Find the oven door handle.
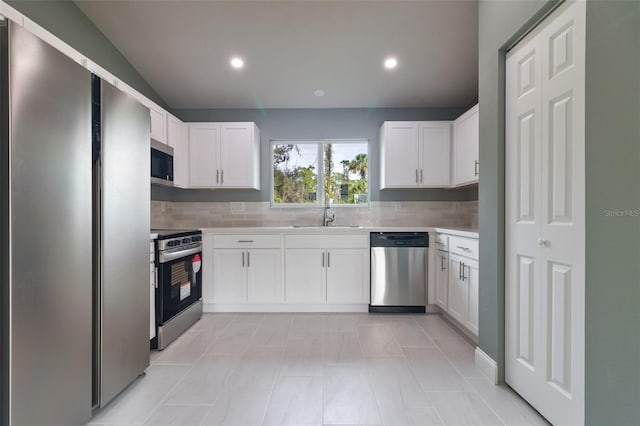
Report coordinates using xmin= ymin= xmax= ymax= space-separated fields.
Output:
xmin=159 ymin=246 xmax=202 ymax=263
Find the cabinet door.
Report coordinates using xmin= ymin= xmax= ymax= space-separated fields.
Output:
xmin=419 ymin=122 xmax=451 ymax=187
xmin=453 ymin=105 xmax=479 ymax=186
xmin=463 ymin=259 xmax=479 ymax=336
xmin=167 ymin=116 xmax=188 ymax=188
xmin=246 ymin=249 xmax=281 ymax=303
xmin=189 ymin=124 xmax=220 ymax=188
xmin=447 ymin=254 xmax=466 ymax=324
xmin=213 ymin=249 xmax=246 ymax=303
xmin=435 ymin=251 xmax=449 ymax=310
xmin=202 ymin=234 xmax=215 ymax=303
xmin=380 ymin=122 xmax=419 ymax=188
xmin=285 ymin=249 xmax=326 ymax=303
xmin=326 ymin=249 xmax=368 ymax=304
xmin=150 ymin=107 xmax=167 ymax=143
xmin=219 ymin=123 xmax=257 ymax=188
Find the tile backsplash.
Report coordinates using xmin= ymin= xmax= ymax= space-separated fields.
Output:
xmin=152 ymin=200 xmax=478 ymax=229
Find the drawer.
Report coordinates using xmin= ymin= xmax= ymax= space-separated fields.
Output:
xmin=213 ymin=234 xmax=281 ymax=249
xmin=434 ymin=233 xmax=449 ymax=251
xmin=449 ymin=235 xmax=479 ymax=260
xmin=286 ymin=234 xmax=368 ymax=249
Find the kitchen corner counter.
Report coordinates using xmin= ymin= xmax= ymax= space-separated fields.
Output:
xmin=150 ymin=232 xmax=158 ymax=240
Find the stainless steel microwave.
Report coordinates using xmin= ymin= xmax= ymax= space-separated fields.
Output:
xmin=151 ymin=140 xmax=174 ymax=186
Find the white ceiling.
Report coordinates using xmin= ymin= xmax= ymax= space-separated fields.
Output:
xmin=75 ymin=0 xmax=478 ymax=110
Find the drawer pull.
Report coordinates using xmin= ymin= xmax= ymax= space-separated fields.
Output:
xmin=456 ymin=246 xmax=471 ymax=251
xmin=238 ymin=240 xmax=254 ymax=243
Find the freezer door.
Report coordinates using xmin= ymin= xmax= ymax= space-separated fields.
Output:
xmin=8 ymin=23 xmax=93 ymax=426
xmin=99 ymin=80 xmax=151 ymax=406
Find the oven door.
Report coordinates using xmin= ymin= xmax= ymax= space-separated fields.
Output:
xmin=157 ymin=247 xmax=202 ymax=324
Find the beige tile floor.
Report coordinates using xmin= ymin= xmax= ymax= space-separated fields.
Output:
xmin=88 ymin=313 xmax=549 ymax=426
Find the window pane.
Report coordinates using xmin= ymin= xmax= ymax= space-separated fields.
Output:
xmin=324 ymin=142 xmax=368 ymax=205
xmin=273 ymin=144 xmax=319 ymax=204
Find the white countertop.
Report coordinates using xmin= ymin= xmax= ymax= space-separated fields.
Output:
xmin=150 ymin=232 xmax=158 ymax=240
xmin=199 ymin=226 xmax=478 ymax=238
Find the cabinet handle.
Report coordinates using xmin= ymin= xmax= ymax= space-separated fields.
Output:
xmin=461 ymin=263 xmax=467 ymax=281
xmin=474 ymin=160 xmax=479 ymax=177
xmin=327 ymin=252 xmax=330 ymax=268
xmin=459 ymin=262 xmax=462 ymax=280
xmin=322 ymin=252 xmax=325 ymax=267
xmin=247 ymin=251 xmax=250 ymax=267
xmin=242 ymin=251 xmax=245 ymax=267
xmin=221 ymin=169 xmax=224 ymax=184
xmin=238 ymin=240 xmax=254 ymax=243
xmin=216 ymin=170 xmax=220 ymax=184
xmin=420 ymin=169 xmax=423 ymax=183
xmin=415 ymin=169 xmax=419 ymax=183
xmin=456 ymin=245 xmax=471 ymax=252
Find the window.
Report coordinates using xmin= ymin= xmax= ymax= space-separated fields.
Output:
xmin=271 ymin=140 xmax=369 ymax=206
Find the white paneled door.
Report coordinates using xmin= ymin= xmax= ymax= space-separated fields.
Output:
xmin=505 ymin=1 xmax=585 ymax=425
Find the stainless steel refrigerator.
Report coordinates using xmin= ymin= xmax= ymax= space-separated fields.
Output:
xmin=1 ymin=22 xmax=150 ymax=426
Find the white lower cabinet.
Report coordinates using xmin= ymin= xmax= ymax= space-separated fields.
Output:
xmin=213 ymin=249 xmax=246 ymax=303
xmin=285 ymin=248 xmax=369 ymax=304
xmin=447 ymin=254 xmax=467 ymax=325
xmin=435 ymin=231 xmax=479 ymax=339
xmin=285 ymin=249 xmax=326 ymax=303
xmin=246 ymin=249 xmax=281 ymax=303
xmin=326 ymin=249 xmax=368 ymax=304
xmin=464 ymin=259 xmax=479 ymax=335
xmin=447 ymin=253 xmax=479 ymax=337
xmin=213 ymin=248 xmax=281 ymax=304
xmin=204 ymin=232 xmax=370 ymax=310
xmin=434 ymin=250 xmax=449 ymax=310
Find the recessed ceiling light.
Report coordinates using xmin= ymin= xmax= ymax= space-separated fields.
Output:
xmin=230 ymin=57 xmax=244 ymax=69
xmin=314 ymin=89 xmax=325 ymax=97
xmin=384 ymin=57 xmax=398 ymax=69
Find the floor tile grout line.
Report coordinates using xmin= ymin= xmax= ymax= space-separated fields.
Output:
xmin=352 ymin=318 xmax=385 ymax=425
xmin=461 ymin=375 xmax=511 ymax=426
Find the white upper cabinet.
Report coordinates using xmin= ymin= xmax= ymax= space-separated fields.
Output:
xmin=419 ymin=122 xmax=452 ymax=187
xmin=380 ymin=122 xmax=420 ymax=188
xmin=380 ymin=121 xmax=451 ymax=189
xmin=189 ymin=124 xmax=220 ymax=188
xmin=453 ymin=104 xmax=479 ymax=187
xmin=167 ymin=114 xmax=189 ymax=188
xmin=219 ymin=122 xmax=260 ymax=189
xmin=188 ymin=122 xmax=260 ymax=190
xmin=149 ymin=106 xmax=167 ymax=144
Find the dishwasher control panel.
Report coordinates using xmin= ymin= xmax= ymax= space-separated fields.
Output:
xmin=370 ymin=232 xmax=428 ymax=248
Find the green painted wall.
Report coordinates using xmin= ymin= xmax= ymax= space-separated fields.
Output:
xmin=480 ymin=0 xmax=640 ymax=424
xmin=584 ymin=1 xmax=640 ymax=424
xmin=6 ymin=0 xmax=167 ymax=108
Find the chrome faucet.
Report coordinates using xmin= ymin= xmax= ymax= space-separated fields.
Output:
xmin=323 ymin=195 xmax=335 ymax=227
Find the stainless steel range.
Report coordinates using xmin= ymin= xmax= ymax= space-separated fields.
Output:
xmin=152 ymin=230 xmax=203 ymax=350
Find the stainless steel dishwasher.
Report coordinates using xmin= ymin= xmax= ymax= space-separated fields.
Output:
xmin=370 ymin=232 xmax=428 ymax=313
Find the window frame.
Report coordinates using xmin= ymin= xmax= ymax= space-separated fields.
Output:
xmin=270 ymin=138 xmax=370 ymax=208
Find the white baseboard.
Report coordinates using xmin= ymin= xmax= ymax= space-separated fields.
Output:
xmin=203 ymin=303 xmax=369 ymax=313
xmin=474 ymin=347 xmax=498 ymax=384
